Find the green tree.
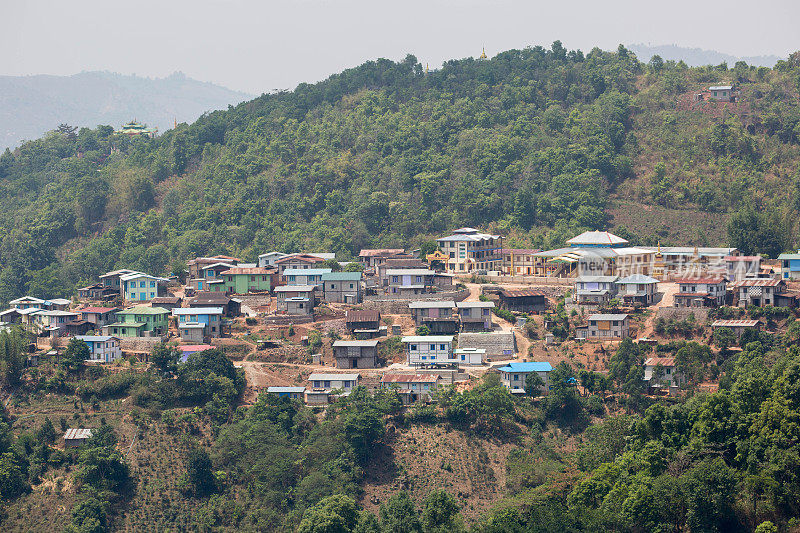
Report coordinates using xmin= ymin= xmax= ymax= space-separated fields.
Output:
xmin=421 ymin=490 xmax=462 ymax=532
xmin=185 ymin=448 xmax=216 ymax=496
xmin=380 ymin=491 xmax=422 ymax=533
xmin=151 ymin=343 xmax=180 ymax=375
xmin=62 ymin=337 xmax=89 ymax=373
xmin=298 ymin=494 xmax=359 ymax=533
xmin=714 ymin=327 xmax=736 ymax=351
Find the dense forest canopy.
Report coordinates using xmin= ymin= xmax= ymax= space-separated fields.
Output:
xmin=1 ymin=43 xmax=800 ymax=303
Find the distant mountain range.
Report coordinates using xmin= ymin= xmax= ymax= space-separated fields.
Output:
xmin=0 ymin=71 xmax=253 ymax=151
xmin=627 ymin=44 xmax=781 ymax=68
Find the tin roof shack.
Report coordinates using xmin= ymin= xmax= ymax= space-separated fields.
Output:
xmin=726 ymin=255 xmax=762 ymax=282
xmin=498 ymin=362 xmax=552 ymax=394
xmin=458 ymin=332 xmax=516 ymax=360
xmin=321 ymin=272 xmax=362 ymax=304
xmin=149 ymin=296 xmax=182 ymax=312
xmin=576 ymin=314 xmax=630 ymax=341
xmin=274 ymin=254 xmax=327 ymax=276
xmin=345 ymin=309 xmax=382 ymax=337
xmin=453 ymin=347 xmax=485 ymax=365
xmin=77 ymin=283 xmax=119 ymax=301
xmin=615 ymin=274 xmax=660 ymax=306
xmin=574 ymin=276 xmax=618 ymax=305
xmin=498 ymin=289 xmax=547 ymax=313
xmin=408 ymin=301 xmax=458 ymax=334
xmin=376 ymin=258 xmax=426 ymax=282
xmin=402 ymin=335 xmax=455 ymax=367
xmin=380 ymin=373 xmax=442 ymax=404
xmin=456 ymin=301 xmax=494 ymax=331
xmin=275 ymin=285 xmax=316 ymax=316
xmin=64 ymin=428 xmax=93 ymax=448
xmin=643 ymin=356 xmax=685 ymax=394
xmin=187 ymin=255 xmax=241 ymax=280
xmin=359 ymin=249 xmax=408 ymax=269
xmin=266 ymin=386 xmax=306 ymax=400
xmin=332 ymin=339 xmax=379 ymax=369
xmin=730 ymin=279 xmax=789 ymax=308
xmin=673 ymin=277 xmax=727 ymax=308
xmin=711 ymin=319 xmax=761 ymax=340
xmin=188 ymin=292 xmax=241 ymax=317
xmin=708 ymin=84 xmax=737 ymax=102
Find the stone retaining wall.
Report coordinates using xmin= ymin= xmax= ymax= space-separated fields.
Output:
xmin=655 ymin=307 xmax=711 ymax=323
xmin=261 ymin=315 xmax=315 ymax=326
xmin=361 ymin=288 xmax=471 ymax=314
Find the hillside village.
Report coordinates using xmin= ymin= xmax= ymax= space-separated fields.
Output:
xmin=2 ymin=227 xmax=795 ymax=411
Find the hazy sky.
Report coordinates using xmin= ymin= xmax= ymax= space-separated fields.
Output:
xmin=3 ymin=0 xmax=799 ymax=94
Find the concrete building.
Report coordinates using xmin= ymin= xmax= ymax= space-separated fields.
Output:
xmin=75 ymin=306 xmax=118 ymax=329
xmin=643 ymin=356 xmax=685 ymax=390
xmin=220 ymin=267 xmax=274 ymax=294
xmin=103 ymin=306 xmax=169 ymax=338
xmin=453 ymin=348 xmax=485 ymax=365
xmin=777 ymin=252 xmax=800 ymax=281
xmin=726 ymin=255 xmax=762 ymax=281
xmin=332 ymin=339 xmax=379 ymax=369
xmin=436 ymin=227 xmax=503 ymax=274
xmin=380 ymin=373 xmax=442 ymax=403
xmin=574 ymin=276 xmax=618 ymax=305
xmin=730 ymin=279 xmax=787 ymax=307
xmin=120 ymin=272 xmax=169 ymax=302
xmin=385 ymin=269 xmax=437 ymax=295
xmin=321 ymin=272 xmax=362 ymax=303
xmin=615 ymin=274 xmax=659 ymax=305
xmin=501 ymin=248 xmax=542 ymax=276
xmin=408 ymin=301 xmax=458 ymax=334
xmin=275 ymin=285 xmax=316 ymax=315
xmin=497 ymin=362 xmax=552 ymax=394
xmin=673 ymin=277 xmax=727 ymax=308
xmin=576 ymin=314 xmax=630 ymax=341
xmin=75 ymin=335 xmax=122 ymax=363
xmin=402 ymin=335 xmax=455 ymax=367
xmin=173 ymin=307 xmax=224 ymax=342
xmin=456 ymin=301 xmax=494 ymax=331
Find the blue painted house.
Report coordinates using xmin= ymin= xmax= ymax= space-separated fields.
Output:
xmin=121 ymin=273 xmax=169 ymax=302
xmin=172 ymin=307 xmax=224 ymax=342
xmin=778 ymin=252 xmax=800 ymax=280
xmin=75 ymin=335 xmax=122 ymax=363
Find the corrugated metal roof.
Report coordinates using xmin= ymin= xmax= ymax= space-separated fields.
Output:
xmin=320 ymin=272 xmax=362 ymax=281
xmin=497 ymin=362 xmax=552 ymax=373
xmin=401 ymin=335 xmax=454 ymax=343
xmin=731 ymin=279 xmax=782 ymax=287
xmin=711 ymin=320 xmax=760 ymax=327
xmin=588 ymin=314 xmax=629 ymax=321
xmin=500 ymin=289 xmax=546 ymax=298
xmin=332 ymin=340 xmax=379 ymax=347
xmin=359 ymin=249 xmax=405 ymax=257
xmin=308 ymin=373 xmax=360 ymax=382
xmin=64 ymin=428 xmax=93 ymax=440
xmin=566 ymin=231 xmax=628 ymax=246
xmin=385 ymin=269 xmax=436 ymax=276
xmin=644 ymin=357 xmax=676 ymax=367
xmin=674 ymin=277 xmax=725 ymax=284
xmin=345 ymin=309 xmax=380 ymax=322
xmin=267 ymin=386 xmax=306 ymax=393
xmin=408 ymin=301 xmax=455 ymax=309
xmin=283 ymin=268 xmax=332 ymax=276
xmin=616 ymin=274 xmax=660 ymax=284
xmin=222 ymin=267 xmax=277 ymax=275
xmin=274 ymin=285 xmax=316 ymax=292
xmin=381 ymin=373 xmax=441 ymax=384
xmin=172 ymin=307 xmax=223 ymax=315
xmin=456 ymin=301 xmax=495 ymax=308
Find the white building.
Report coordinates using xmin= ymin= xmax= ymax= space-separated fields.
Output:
xmin=75 ymin=335 xmax=122 ymax=363
xmin=497 ymin=362 xmax=552 ymax=394
xmin=401 ymin=335 xmax=455 ymax=367
xmin=436 ymin=227 xmax=503 ymax=274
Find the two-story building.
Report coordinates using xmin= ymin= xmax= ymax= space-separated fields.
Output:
xmin=75 ymin=335 xmax=122 ymax=363
xmin=282 ymin=268 xmax=332 ymax=288
xmin=172 ymin=307 xmax=224 ymax=342
xmin=257 ymin=252 xmax=289 ymax=268
xmin=402 ymin=335 xmax=455 ymax=367
xmin=187 ymin=255 xmax=240 ymax=280
xmin=643 ymin=356 xmax=685 ymax=391
xmin=615 ymin=274 xmax=659 ymax=306
xmin=576 ymin=314 xmax=630 ymax=341
xmin=777 ymin=252 xmax=800 ymax=281
xmin=497 ymin=362 xmax=552 ymax=394
xmin=34 ymin=310 xmax=80 ymax=335
xmin=98 ymin=269 xmax=140 ymax=293
xmin=220 ymin=267 xmax=274 ymax=294
xmin=120 ymin=273 xmax=169 ymax=302
xmin=321 ymin=272 xmax=362 ymax=303
xmin=456 ymin=301 xmax=494 ymax=331
xmin=274 ymin=254 xmax=327 ymax=277
xmin=376 ymin=258 xmax=427 ymax=284
xmin=188 ymin=292 xmax=240 ymax=317
xmin=408 ymin=301 xmax=457 ymax=334
xmin=501 ymin=248 xmax=542 ymax=276
xmin=76 ymin=306 xmax=118 ymax=328
xmin=103 ymin=306 xmax=169 ymax=337
xmin=385 ymin=269 xmax=437 ymax=295
xmin=726 ymin=255 xmax=762 ymax=281
xmin=189 ymin=261 xmax=236 ymax=292
xmin=730 ymin=278 xmax=787 ymax=307
xmin=275 ymin=285 xmax=316 ymax=315
xmin=345 ymin=309 xmax=382 ymax=337
xmin=437 ymin=227 xmax=503 ymax=274
xmin=332 ymin=340 xmax=379 ymax=369
xmin=574 ymin=275 xmax=618 ymax=305
xmin=358 ymin=249 xmax=408 ymax=269
xmin=380 ymin=373 xmax=442 ymax=404
xmin=305 ymin=373 xmax=360 ymax=405
xmin=497 ymin=289 xmax=547 ymax=313
xmin=673 ymin=277 xmax=727 ymax=308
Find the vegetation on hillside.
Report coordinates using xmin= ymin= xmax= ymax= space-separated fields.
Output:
xmin=1 ymin=45 xmax=799 ymax=303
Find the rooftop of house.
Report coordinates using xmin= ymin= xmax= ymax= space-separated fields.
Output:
xmin=332 ymin=340 xmax=380 ymax=348
xmin=711 ymin=319 xmax=760 ymax=328
xmin=502 ymin=248 xmax=541 ymax=254
xmin=497 ymin=362 xmax=553 ymax=373
xmin=567 ymin=230 xmax=628 ymax=247
xmin=36 ymin=310 xmax=79 ymax=317
xmin=385 ymin=269 xmax=436 ymax=276
xmin=401 ymin=335 xmax=454 ymax=343
xmin=408 ymin=301 xmax=455 ymax=309
xmin=345 ymin=309 xmax=381 ymax=322
xmin=726 ymin=255 xmax=761 ymax=262
xmin=616 ymin=274 xmax=660 ymax=284
xmin=587 ymin=314 xmax=629 ymax=321
xmin=275 ymin=254 xmax=326 ymax=265
xmin=77 ymin=306 xmax=117 ymax=314
xmin=177 ymin=344 xmax=215 ymax=352
xmin=500 ymin=289 xmax=546 ymax=298
xmin=172 ymin=307 xmax=224 ymax=316
xmin=458 ymin=331 xmax=515 ymax=352
xmin=320 ymin=272 xmax=362 ymax=281
xmin=116 ymin=306 xmax=169 ymax=315
xmin=381 ymin=373 xmax=441 ymax=384
xmin=674 ymin=277 xmax=726 ymax=284
xmin=709 ymin=85 xmax=734 ymax=91
xmin=437 ymin=228 xmax=501 ymax=242
xmin=267 ymin=386 xmax=306 ymax=393
xmin=730 ymin=279 xmax=783 ymax=287
xmin=308 ymin=373 xmax=360 ymax=382
xmin=359 ymin=248 xmax=406 ymax=257
xmin=221 ymin=267 xmax=277 ymax=275
xmin=189 ymin=293 xmax=231 ymax=305
xmin=120 ymin=272 xmax=167 ymax=282
xmin=64 ymin=428 xmax=93 ymax=440
xmin=75 ymin=335 xmax=118 ymax=342
xmin=274 ymin=285 xmax=316 ymax=293
xmin=99 ymin=269 xmax=139 ymax=279
xmin=456 ymin=301 xmax=495 ymax=308
xmin=282 ymin=268 xmax=333 ymax=277
xmin=644 ymin=357 xmax=676 ymax=367
xmin=575 ymin=275 xmax=619 ymax=283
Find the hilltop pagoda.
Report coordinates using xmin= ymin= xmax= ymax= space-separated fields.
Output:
xmin=115 ymin=121 xmax=157 ymax=137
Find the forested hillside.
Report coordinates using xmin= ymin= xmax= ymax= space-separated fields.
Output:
xmin=1 ymin=43 xmax=800 ymax=303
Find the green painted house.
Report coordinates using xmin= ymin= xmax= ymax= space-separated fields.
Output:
xmin=102 ymin=306 xmax=169 ymax=337
xmin=220 ymin=267 xmax=273 ymax=294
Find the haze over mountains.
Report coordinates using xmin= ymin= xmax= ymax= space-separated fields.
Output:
xmin=628 ymin=43 xmax=781 ymax=68
xmin=0 ymin=71 xmax=253 ymax=150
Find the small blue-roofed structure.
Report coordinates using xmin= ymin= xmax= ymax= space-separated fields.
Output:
xmin=497 ymin=361 xmax=553 ymax=394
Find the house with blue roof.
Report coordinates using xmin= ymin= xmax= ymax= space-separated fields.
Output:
xmin=497 ymin=362 xmax=553 ymax=394
xmin=778 ymin=251 xmax=800 ymax=280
